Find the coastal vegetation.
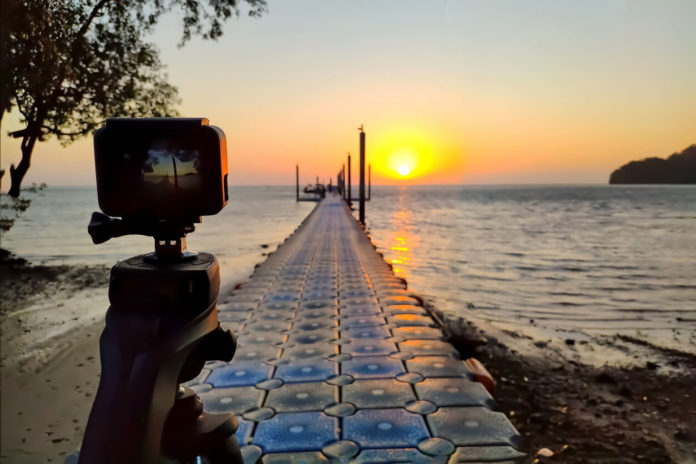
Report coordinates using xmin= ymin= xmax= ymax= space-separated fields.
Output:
xmin=1 ymin=0 xmax=266 ymax=197
xmin=0 ymin=182 xmax=45 ymax=237
xmin=609 ymin=145 xmax=696 ymax=184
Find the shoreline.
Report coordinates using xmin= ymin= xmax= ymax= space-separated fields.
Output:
xmin=1 ymin=258 xmax=695 ymax=463
xmin=482 ymin=334 xmax=696 ymax=463
xmin=428 ymin=304 xmax=696 ymax=463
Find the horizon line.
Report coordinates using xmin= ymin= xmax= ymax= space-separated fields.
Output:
xmin=6 ymin=182 xmax=696 ymax=192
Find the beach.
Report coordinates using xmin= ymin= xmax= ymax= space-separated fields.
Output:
xmin=2 ymin=255 xmax=695 ymax=463
xmin=431 ymin=307 xmax=696 ymax=463
xmin=0 ymin=259 xmax=107 ymax=463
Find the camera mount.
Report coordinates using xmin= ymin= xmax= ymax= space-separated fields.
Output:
xmin=88 ymin=211 xmax=199 ymax=262
xmin=79 ymin=119 xmax=241 ymax=464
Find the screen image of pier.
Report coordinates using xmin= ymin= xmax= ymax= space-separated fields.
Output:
xmin=142 ymin=141 xmax=202 ymax=191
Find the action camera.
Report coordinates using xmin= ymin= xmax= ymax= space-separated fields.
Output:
xmin=94 ymin=118 xmax=228 ymax=222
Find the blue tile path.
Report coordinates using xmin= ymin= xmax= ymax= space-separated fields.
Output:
xmin=188 ymin=195 xmax=524 ymax=463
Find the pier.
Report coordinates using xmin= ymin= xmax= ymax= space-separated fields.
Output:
xmin=189 ymin=195 xmax=523 ymax=462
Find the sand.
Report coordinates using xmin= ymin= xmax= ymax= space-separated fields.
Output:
xmin=1 ymin=262 xmax=108 ymax=463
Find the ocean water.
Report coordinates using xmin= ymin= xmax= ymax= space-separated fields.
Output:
xmin=1 ymin=186 xmax=316 ymax=286
xmin=4 ymin=184 xmax=695 ymax=350
xmin=361 ymin=185 xmax=696 ymax=350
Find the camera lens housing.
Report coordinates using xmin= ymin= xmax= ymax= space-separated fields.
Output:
xmin=94 ymin=118 xmax=228 ymax=222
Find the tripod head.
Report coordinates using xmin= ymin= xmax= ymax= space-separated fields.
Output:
xmin=80 ymin=118 xmax=242 ymax=464
xmin=88 ymin=212 xmax=199 ymax=261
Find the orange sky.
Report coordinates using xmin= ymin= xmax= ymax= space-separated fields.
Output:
xmin=2 ymin=1 xmax=695 ymax=188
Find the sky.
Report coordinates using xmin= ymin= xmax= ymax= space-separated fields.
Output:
xmin=2 ymin=0 xmax=696 ymax=187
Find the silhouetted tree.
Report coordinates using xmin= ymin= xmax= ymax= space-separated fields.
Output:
xmin=1 ymin=0 xmax=266 ymax=197
xmin=609 ymin=145 xmax=696 ymax=184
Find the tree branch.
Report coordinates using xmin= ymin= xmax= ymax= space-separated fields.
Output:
xmin=76 ymin=0 xmax=112 ymax=37
xmin=40 ymin=124 xmax=94 ymax=137
xmin=15 ymin=97 xmax=32 ymax=121
xmin=9 ymin=128 xmax=29 ymax=138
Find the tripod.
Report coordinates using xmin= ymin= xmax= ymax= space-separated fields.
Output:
xmin=79 ymin=214 xmax=242 ymax=463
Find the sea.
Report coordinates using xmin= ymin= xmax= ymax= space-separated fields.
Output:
xmin=0 ymin=186 xmax=316 ymax=286
xmin=362 ymin=185 xmax=696 ymax=354
xmin=3 ymin=185 xmax=695 ymax=353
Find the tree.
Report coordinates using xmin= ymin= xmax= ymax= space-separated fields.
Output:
xmin=609 ymin=145 xmax=696 ymax=184
xmin=1 ymin=0 xmax=266 ymax=197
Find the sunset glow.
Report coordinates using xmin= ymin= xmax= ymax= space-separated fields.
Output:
xmin=1 ymin=1 xmax=695 ymax=188
xmin=365 ymin=123 xmax=465 ymax=183
xmin=378 ymin=144 xmax=423 ymax=180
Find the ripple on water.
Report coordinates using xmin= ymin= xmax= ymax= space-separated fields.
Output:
xmin=365 ymin=185 xmax=696 ymax=350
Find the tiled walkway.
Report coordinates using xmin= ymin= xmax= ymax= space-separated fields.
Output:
xmin=188 ymin=196 xmax=523 ymax=463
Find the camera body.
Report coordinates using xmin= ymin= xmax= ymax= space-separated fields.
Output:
xmin=94 ymin=118 xmax=228 ymax=222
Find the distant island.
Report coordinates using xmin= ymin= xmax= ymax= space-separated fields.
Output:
xmin=609 ymin=144 xmax=696 ymax=184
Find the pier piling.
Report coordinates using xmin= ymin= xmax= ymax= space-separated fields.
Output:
xmin=341 ymin=164 xmax=346 ymax=200
xmin=347 ymin=153 xmax=352 ymax=208
xmin=359 ymin=126 xmax=366 ymax=225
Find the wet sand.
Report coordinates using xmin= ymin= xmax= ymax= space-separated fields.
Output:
xmin=1 ymin=261 xmax=107 ymax=463
xmin=1 ymin=258 xmax=695 ymax=463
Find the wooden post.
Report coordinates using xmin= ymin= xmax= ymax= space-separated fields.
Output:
xmin=172 ymin=157 xmax=179 ymax=189
xmin=296 ymin=164 xmax=299 ymax=202
xmin=368 ymin=164 xmax=371 ymax=201
xmin=347 ymin=154 xmax=352 ymax=207
xmin=342 ymin=164 xmax=346 ymax=200
xmin=359 ymin=126 xmax=365 ymax=224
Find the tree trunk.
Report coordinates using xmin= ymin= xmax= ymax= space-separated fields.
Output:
xmin=8 ymin=132 xmax=37 ymax=197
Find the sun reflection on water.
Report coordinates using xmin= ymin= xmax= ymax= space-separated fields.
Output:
xmin=384 ymin=189 xmax=420 ymax=279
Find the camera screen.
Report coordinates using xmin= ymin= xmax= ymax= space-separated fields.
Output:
xmin=140 ymin=140 xmax=203 ymax=193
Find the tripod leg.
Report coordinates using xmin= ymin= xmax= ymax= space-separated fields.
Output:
xmin=162 ymin=387 xmax=243 ymax=463
xmin=206 ymin=435 xmax=244 ymax=464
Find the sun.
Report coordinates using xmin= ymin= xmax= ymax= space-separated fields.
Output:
xmin=387 ymin=149 xmax=418 ymax=179
xmin=371 ymin=126 xmax=460 ymax=182
xmin=397 ymin=164 xmax=412 ymax=177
